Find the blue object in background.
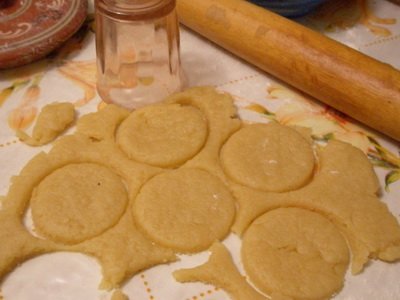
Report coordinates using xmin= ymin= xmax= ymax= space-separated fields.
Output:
xmin=248 ymin=0 xmax=328 ymax=18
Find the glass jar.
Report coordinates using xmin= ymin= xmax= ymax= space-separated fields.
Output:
xmin=95 ymin=0 xmax=184 ymax=110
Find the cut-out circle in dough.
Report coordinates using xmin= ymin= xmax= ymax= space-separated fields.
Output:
xmin=31 ymin=163 xmax=128 ymax=244
xmin=242 ymin=207 xmax=349 ymax=300
xmin=116 ymin=103 xmax=208 ymax=168
xmin=221 ymin=122 xmax=315 ymax=192
xmin=132 ymin=168 xmax=236 ymax=253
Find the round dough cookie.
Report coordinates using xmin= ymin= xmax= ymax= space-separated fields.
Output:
xmin=242 ymin=208 xmax=349 ymax=300
xmin=116 ymin=103 xmax=208 ymax=168
xmin=221 ymin=122 xmax=315 ymax=192
xmin=132 ymin=168 xmax=236 ymax=253
xmin=31 ymin=163 xmax=128 ymax=244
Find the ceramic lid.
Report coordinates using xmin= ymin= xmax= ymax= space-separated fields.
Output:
xmin=0 ymin=0 xmax=87 ymax=69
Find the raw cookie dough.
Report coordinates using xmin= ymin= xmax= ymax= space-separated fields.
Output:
xmin=0 ymin=87 xmax=239 ymax=289
xmin=221 ymin=122 xmax=315 ymax=192
xmin=164 ymin=87 xmax=241 ymax=179
xmin=17 ymin=102 xmax=75 ymax=146
xmin=0 ymin=208 xmax=56 ymax=285
xmin=75 ymin=211 xmax=177 ymax=290
xmin=76 ymin=104 xmax=129 ymax=141
xmin=0 ymin=134 xmax=176 ymax=289
xmin=116 ymin=103 xmax=208 ymax=168
xmin=31 ymin=163 xmax=128 ymax=244
xmin=232 ymin=140 xmax=400 ymax=274
xmin=1 ymin=87 xmax=400 ymax=297
xmin=174 ymin=242 xmax=266 ymax=300
xmin=242 ymin=208 xmax=349 ymax=300
xmin=111 ymin=289 xmax=129 ymax=300
xmin=132 ymin=168 xmax=236 ymax=253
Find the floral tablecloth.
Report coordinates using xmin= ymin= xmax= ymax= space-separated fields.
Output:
xmin=0 ymin=0 xmax=399 ymax=299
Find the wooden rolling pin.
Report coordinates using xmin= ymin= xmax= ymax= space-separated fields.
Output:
xmin=177 ymin=0 xmax=400 ymax=141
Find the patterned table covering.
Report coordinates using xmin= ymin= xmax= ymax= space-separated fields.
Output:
xmin=0 ymin=0 xmax=399 ymax=299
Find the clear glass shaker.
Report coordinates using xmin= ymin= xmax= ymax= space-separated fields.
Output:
xmin=95 ymin=0 xmax=184 ymax=110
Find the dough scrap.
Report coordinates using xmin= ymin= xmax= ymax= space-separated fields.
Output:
xmin=0 ymin=209 xmax=57 ymax=281
xmin=133 ymin=168 xmax=236 ymax=253
xmin=116 ymin=103 xmax=208 ymax=168
xmin=76 ymin=104 xmax=129 ymax=141
xmin=17 ymin=102 xmax=75 ymax=146
xmin=232 ymin=140 xmax=400 ymax=273
xmin=74 ymin=211 xmax=177 ymax=290
xmin=173 ymin=242 xmax=266 ymax=300
xmin=242 ymin=208 xmax=349 ymax=300
xmin=165 ymin=87 xmax=241 ymax=179
xmin=221 ymin=123 xmax=315 ymax=192
xmin=111 ymin=289 xmax=129 ymax=300
xmin=31 ymin=163 xmax=128 ymax=244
